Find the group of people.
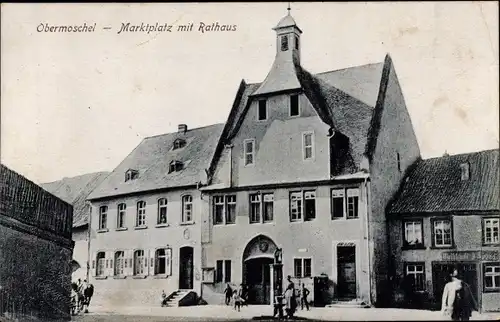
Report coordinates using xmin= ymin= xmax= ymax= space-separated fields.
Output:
xmin=441 ymin=268 xmax=478 ymax=321
xmin=224 ymin=283 xmax=249 ymax=312
xmin=275 ymin=275 xmax=310 ymax=319
xmin=70 ymin=278 xmax=94 ymax=315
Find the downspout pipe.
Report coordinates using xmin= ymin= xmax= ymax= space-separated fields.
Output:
xmin=225 ymin=144 xmax=234 ymax=188
xmin=364 ymin=177 xmax=373 ymax=307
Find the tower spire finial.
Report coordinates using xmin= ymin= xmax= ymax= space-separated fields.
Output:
xmin=287 ymin=2 xmax=291 ymax=15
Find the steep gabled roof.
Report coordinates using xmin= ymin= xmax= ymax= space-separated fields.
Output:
xmin=388 ymin=149 xmax=500 ymax=215
xmin=88 ymin=124 xmax=224 ymax=201
xmin=41 ymin=172 xmax=109 ymax=227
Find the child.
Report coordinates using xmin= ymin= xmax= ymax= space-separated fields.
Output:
xmin=233 ymin=290 xmax=242 ymax=312
xmin=160 ymin=290 xmax=167 ymax=307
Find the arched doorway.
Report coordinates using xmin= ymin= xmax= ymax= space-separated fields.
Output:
xmin=179 ymin=246 xmax=194 ymax=290
xmin=242 ymin=235 xmax=277 ymax=305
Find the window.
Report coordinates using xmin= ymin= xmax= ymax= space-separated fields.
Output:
xmin=303 ymin=132 xmax=314 ymax=160
xmin=173 ymin=139 xmax=186 ymax=150
xmin=98 ymin=206 xmax=108 ymax=230
xmin=294 ymin=258 xmax=312 ymax=278
xmin=224 ymin=260 xmax=232 ymax=283
xmin=405 ymin=263 xmax=425 ymax=292
xmin=483 ymin=217 xmax=500 ymax=245
xmin=182 ymin=195 xmax=193 ymax=223
xmin=249 ymin=194 xmax=261 ymax=223
xmin=346 ymin=189 xmax=359 ymax=219
xmin=125 ymin=169 xmax=138 ymax=182
xmin=244 ymin=139 xmax=255 ymax=166
xmin=157 ymin=198 xmax=168 ymax=225
xmin=484 ymin=263 xmax=500 ymax=292
xmin=136 ymin=201 xmax=146 ymax=227
xmin=290 ymin=192 xmax=303 ymax=222
xmin=263 ymin=193 xmax=274 ymax=222
xmin=294 ymin=35 xmax=299 ymax=50
xmin=460 ymin=162 xmax=470 ymax=180
xmin=403 ymin=220 xmax=424 ymax=248
xmin=248 ymin=192 xmax=274 ymax=224
xmin=258 ymin=100 xmax=267 ymax=121
xmin=397 ymin=152 xmax=401 ymax=172
xmin=331 ymin=189 xmax=345 ymax=219
xmin=216 ymin=260 xmax=232 ymax=283
xmin=290 ymin=94 xmax=299 ymax=116
xmin=96 ymin=252 xmax=106 ymax=277
xmin=169 ymin=161 xmax=184 ymax=173
xmin=155 ymin=248 xmax=172 ymax=275
xmin=117 ymin=203 xmax=126 ymax=228
xmin=114 ymin=251 xmax=125 ymax=276
xmin=432 ymin=218 xmax=453 ymax=247
xmin=281 ymin=35 xmax=288 ymax=51
xmin=134 ymin=249 xmax=145 ymax=275
xmin=304 ymin=191 xmax=316 ymax=221
xmin=213 ymin=195 xmax=236 ymax=225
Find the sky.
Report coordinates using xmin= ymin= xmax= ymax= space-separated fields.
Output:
xmin=1 ymin=2 xmax=498 ymax=184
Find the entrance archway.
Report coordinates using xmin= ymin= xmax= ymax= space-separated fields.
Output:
xmin=242 ymin=235 xmax=277 ymax=304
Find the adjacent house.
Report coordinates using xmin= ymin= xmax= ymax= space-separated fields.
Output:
xmin=387 ymin=149 xmax=500 ymax=312
xmin=41 ymin=171 xmax=109 ymax=281
xmin=86 ymin=124 xmax=223 ymax=308
xmin=0 ymin=164 xmax=74 ymax=321
xmin=199 ymin=11 xmax=421 ymax=307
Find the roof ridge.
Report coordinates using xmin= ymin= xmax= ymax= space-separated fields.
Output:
xmin=423 ymin=148 xmax=499 ymax=161
xmin=314 ymin=61 xmax=384 ymax=76
xmin=143 ymin=123 xmax=225 ymax=140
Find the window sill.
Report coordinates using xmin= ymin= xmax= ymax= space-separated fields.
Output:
xmin=331 ymin=217 xmax=345 ymax=220
xmin=113 ymin=276 xmax=126 ymax=279
xmin=179 ymin=221 xmax=195 ymax=226
xmin=483 ymin=288 xmax=500 ymax=293
xmin=115 ymin=227 xmax=128 ymax=232
xmin=154 ymin=275 xmax=169 ymax=279
xmin=155 ymin=223 xmax=170 ymax=228
xmin=401 ymin=245 xmax=426 ymax=251
xmin=95 ymin=276 xmax=108 ymax=280
xmin=346 ymin=217 xmax=360 ymax=220
xmin=134 ymin=226 xmax=148 ymax=230
xmin=430 ymin=245 xmax=455 ymax=250
xmin=97 ymin=229 xmax=109 ymax=233
xmin=214 ymin=223 xmax=236 ymax=226
xmin=482 ymin=243 xmax=500 ymax=247
xmin=132 ymin=275 xmax=148 ymax=279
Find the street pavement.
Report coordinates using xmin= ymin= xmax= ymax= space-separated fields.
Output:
xmin=71 ymin=304 xmax=500 ymax=321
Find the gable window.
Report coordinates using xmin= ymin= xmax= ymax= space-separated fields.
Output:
xmin=216 ymin=259 xmax=232 ymax=283
xmin=182 ymin=195 xmax=193 ymax=223
xmin=294 ymin=258 xmax=312 ymax=278
xmin=483 ymin=217 xmax=500 ymax=245
xmin=136 ymin=201 xmax=146 ymax=227
xmin=169 ymin=161 xmax=184 ymax=173
xmin=290 ymin=94 xmax=299 ymax=116
xmin=347 ymin=189 xmax=359 ymax=219
xmin=155 ymin=248 xmax=172 ymax=276
xmin=405 ymin=262 xmax=425 ymax=292
xmin=483 ymin=263 xmax=500 ymax=292
xmin=125 ymin=169 xmax=139 ymax=182
xmin=281 ymin=35 xmax=288 ymax=51
xmin=294 ymin=35 xmax=299 ymax=50
xmin=331 ymin=188 xmax=360 ymax=219
xmin=248 ymin=192 xmax=274 ymax=224
xmin=173 ymin=139 xmax=186 ymax=150
xmin=114 ymin=251 xmax=125 ymax=276
xmin=303 ymin=132 xmax=314 ymax=160
xmin=403 ymin=219 xmax=424 ymax=248
xmin=96 ymin=252 xmax=106 ymax=277
xmin=157 ymin=198 xmax=168 ymax=225
xmin=244 ymin=139 xmax=255 ymax=166
xmin=432 ymin=218 xmax=453 ymax=248
xmin=460 ymin=162 xmax=470 ymax=180
xmin=133 ymin=249 xmax=146 ymax=276
xmin=213 ymin=195 xmax=236 ymax=225
xmin=258 ymin=100 xmax=267 ymax=121
xmin=98 ymin=206 xmax=108 ymax=230
xmin=117 ymin=203 xmax=126 ymax=229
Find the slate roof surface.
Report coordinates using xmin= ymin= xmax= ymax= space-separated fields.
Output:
xmin=41 ymin=172 xmax=109 ymax=227
xmin=87 ymin=124 xmax=224 ymax=201
xmin=388 ymin=149 xmax=500 ymax=214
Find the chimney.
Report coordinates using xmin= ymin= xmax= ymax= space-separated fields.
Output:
xmin=178 ymin=124 xmax=187 ymax=133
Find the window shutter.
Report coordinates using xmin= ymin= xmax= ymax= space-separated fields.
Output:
xmin=166 ymin=248 xmax=172 ymax=276
xmin=106 ymin=251 xmax=114 ymax=276
xmin=149 ymin=249 xmax=155 ymax=276
xmin=91 ymin=252 xmax=96 ymax=277
xmin=125 ymin=250 xmax=133 ymax=276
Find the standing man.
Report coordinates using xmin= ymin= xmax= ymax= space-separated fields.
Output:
xmin=301 ymin=283 xmax=310 ymax=311
xmin=224 ymin=283 xmax=233 ymax=306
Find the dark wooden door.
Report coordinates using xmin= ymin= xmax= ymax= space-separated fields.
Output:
xmin=244 ymin=258 xmax=272 ymax=304
xmin=179 ymin=247 xmax=193 ymax=289
xmin=337 ymin=246 xmax=356 ymax=299
xmin=432 ymin=262 xmax=479 ymax=309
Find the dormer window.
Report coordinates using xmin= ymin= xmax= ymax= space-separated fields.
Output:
xmin=281 ymin=35 xmax=289 ymax=51
xmin=460 ymin=162 xmax=470 ymax=180
xmin=173 ymin=138 xmax=186 ymax=150
xmin=169 ymin=161 xmax=184 ymax=173
xmin=125 ymin=169 xmax=139 ymax=182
